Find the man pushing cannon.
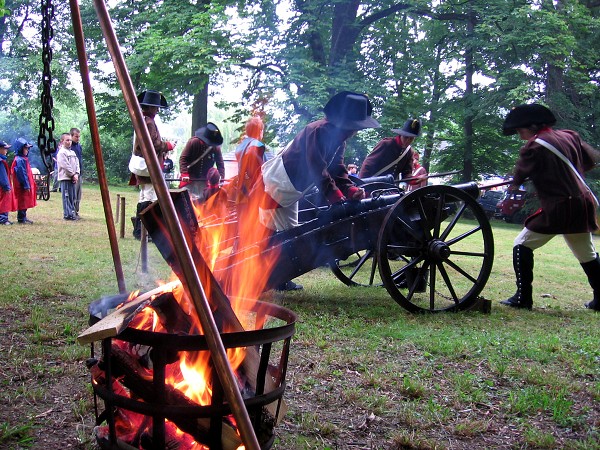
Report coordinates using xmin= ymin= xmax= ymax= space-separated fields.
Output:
xmin=254 ymin=91 xmax=380 ymax=291
xmin=257 ymin=91 xmax=380 ymax=233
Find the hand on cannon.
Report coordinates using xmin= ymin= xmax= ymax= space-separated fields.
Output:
xmin=347 ymin=186 xmax=366 ymax=201
xmin=179 ymin=173 xmax=190 ymax=188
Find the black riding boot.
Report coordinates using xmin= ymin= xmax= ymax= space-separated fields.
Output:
xmin=500 ymin=245 xmax=534 ymax=310
xmin=133 ymin=201 xmax=152 ymax=240
xmin=581 ymin=254 xmax=600 ymax=311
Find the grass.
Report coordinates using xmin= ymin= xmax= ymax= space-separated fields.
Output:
xmin=0 ymin=184 xmax=599 ymax=449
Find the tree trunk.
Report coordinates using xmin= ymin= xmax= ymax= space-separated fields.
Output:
xmin=191 ymin=82 xmax=209 ymax=135
xmin=462 ymin=10 xmax=475 ymax=182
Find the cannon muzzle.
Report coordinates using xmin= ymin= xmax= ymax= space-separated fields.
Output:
xmin=449 ymin=181 xmax=480 ymax=200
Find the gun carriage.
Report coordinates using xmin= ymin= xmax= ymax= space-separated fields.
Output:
xmin=190 ymin=178 xmax=494 ymax=314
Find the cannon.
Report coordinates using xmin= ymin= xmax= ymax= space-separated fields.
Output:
xmin=142 ymin=182 xmax=494 ymax=313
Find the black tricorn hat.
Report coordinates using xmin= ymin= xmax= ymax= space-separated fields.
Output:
xmin=324 ymin=91 xmax=380 ymax=130
xmin=392 ymin=118 xmax=421 ymax=137
xmin=137 ymin=90 xmax=168 ymax=108
xmin=194 ymin=122 xmax=224 ymax=147
xmin=502 ymin=104 xmax=556 ymax=136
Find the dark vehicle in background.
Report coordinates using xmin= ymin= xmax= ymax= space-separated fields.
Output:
xmin=477 ymin=190 xmax=504 ymax=218
xmin=495 ymin=189 xmax=535 ymax=223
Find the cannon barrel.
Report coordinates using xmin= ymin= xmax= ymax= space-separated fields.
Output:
xmin=353 ymin=174 xmax=395 ymax=186
xmin=448 ymin=181 xmax=480 ymax=200
xmin=299 ymin=180 xmax=480 ymax=230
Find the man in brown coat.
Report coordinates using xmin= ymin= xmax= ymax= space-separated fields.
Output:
xmin=359 ymin=118 xmax=420 ymax=181
xmin=500 ymin=104 xmax=600 ymax=310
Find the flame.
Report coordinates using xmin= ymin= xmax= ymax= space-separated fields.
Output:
xmin=106 ymin=181 xmax=282 ymax=448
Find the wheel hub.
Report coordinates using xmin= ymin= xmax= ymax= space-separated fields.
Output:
xmin=428 ymin=239 xmax=450 ymax=262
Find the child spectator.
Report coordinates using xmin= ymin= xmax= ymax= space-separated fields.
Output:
xmin=11 ymin=138 xmax=37 ymax=224
xmin=0 ymin=140 xmax=15 ymax=225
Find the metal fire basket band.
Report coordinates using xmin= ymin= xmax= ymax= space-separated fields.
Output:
xmin=90 ymin=299 xmax=296 ymax=450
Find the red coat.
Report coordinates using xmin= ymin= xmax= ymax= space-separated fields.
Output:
xmin=0 ymin=158 xmax=15 ymax=214
xmin=512 ymin=128 xmax=599 ymax=234
xmin=11 ymin=155 xmax=37 ymax=210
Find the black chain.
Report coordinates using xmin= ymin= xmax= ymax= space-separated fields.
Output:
xmin=38 ymin=0 xmax=56 ymax=172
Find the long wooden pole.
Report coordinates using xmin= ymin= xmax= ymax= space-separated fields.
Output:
xmin=90 ymin=1 xmax=260 ymax=448
xmin=69 ymin=0 xmax=126 ymax=294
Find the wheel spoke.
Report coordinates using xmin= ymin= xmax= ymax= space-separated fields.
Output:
xmin=369 ymin=257 xmax=378 ymax=285
xmin=439 ymin=200 xmax=467 ymax=241
xmin=348 ymin=250 xmax=374 ymax=279
xmin=415 ymin=197 xmax=433 ymax=241
xmin=449 ymin=250 xmax=486 ymax=257
xmin=432 ymin=192 xmax=445 ymax=239
xmin=445 ymin=225 xmax=483 ymax=246
xmin=429 ymin=263 xmax=436 ymax=310
xmin=437 ymin=262 xmax=460 ymax=304
xmin=444 ymin=258 xmax=479 ymax=284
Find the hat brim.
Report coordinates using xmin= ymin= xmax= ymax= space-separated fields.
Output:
xmin=392 ymin=129 xmax=419 ymax=137
xmin=502 ymin=128 xmax=518 ymax=136
xmin=194 ymin=130 xmax=224 ymax=147
xmin=333 ymin=116 xmax=381 ymax=131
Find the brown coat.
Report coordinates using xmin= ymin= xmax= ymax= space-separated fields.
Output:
xmin=279 ymin=119 xmax=355 ymax=203
xmin=359 ymin=136 xmax=413 ymax=180
xmin=512 ymin=128 xmax=599 ymax=234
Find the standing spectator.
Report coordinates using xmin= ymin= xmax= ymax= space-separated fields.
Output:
xmin=407 ymin=151 xmax=428 ymax=191
xmin=0 ymin=140 xmax=15 ymax=225
xmin=70 ymin=128 xmax=83 ymax=217
xmin=130 ymin=90 xmax=174 ymax=240
xmin=179 ymin=122 xmax=224 ymax=200
xmin=499 ymin=104 xmax=600 ymax=310
xmin=56 ymin=132 xmax=80 ymax=221
xmin=10 ymin=138 xmax=37 ymax=224
xmin=347 ymin=164 xmax=358 ymax=176
xmin=359 ymin=118 xmax=421 ymax=181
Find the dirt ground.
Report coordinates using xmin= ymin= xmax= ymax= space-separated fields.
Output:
xmin=2 ymin=299 xmax=600 ymax=450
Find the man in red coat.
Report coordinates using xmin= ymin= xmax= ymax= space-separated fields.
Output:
xmin=500 ymin=104 xmax=600 ymax=310
xmin=11 ymin=138 xmax=37 ymax=224
xmin=0 ymin=140 xmax=15 ymax=225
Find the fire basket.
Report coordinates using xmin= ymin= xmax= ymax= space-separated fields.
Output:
xmin=87 ymin=292 xmax=296 ymax=450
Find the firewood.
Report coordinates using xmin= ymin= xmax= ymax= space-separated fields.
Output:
xmin=77 ymin=283 xmax=179 ymax=345
xmin=96 ymin=347 xmax=244 ymax=449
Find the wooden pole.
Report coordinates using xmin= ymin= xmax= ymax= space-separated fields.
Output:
xmin=115 ymin=194 xmax=120 ymax=223
xmin=140 ymin=225 xmax=148 ymax=273
xmin=69 ymin=0 xmax=126 ymax=294
xmin=119 ymin=197 xmax=125 ymax=238
xmin=91 ymin=2 xmax=260 ymax=448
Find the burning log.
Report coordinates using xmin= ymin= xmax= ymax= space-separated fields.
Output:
xmin=91 ymin=349 xmax=245 ymax=449
xmin=77 ymin=283 xmax=181 ymax=345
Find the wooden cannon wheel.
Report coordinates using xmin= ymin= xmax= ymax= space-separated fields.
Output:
xmin=377 ymin=185 xmax=494 ymax=313
xmin=329 ymin=248 xmax=383 ymax=287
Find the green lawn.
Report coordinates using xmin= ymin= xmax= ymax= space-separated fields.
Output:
xmin=1 ymin=184 xmax=599 ymax=449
